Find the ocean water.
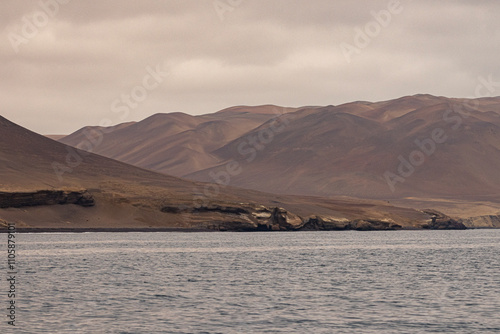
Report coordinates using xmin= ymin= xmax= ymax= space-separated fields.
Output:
xmin=3 ymin=230 xmax=500 ymax=333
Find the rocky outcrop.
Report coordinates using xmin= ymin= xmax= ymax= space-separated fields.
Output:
xmin=193 ymin=205 xmax=250 ymax=215
xmin=161 ymin=203 xmax=304 ymax=231
xmin=206 ymin=219 xmax=262 ymax=232
xmin=421 ymin=209 xmax=467 ymax=230
xmin=301 ymin=216 xmax=402 ymax=231
xmin=301 ymin=215 xmax=351 ymax=230
xmin=158 ymin=204 xmax=475 ymax=232
xmin=160 ymin=204 xmax=249 ymax=214
xmin=349 ymin=219 xmax=403 ymax=231
xmin=0 ymin=190 xmax=95 ymax=208
xmin=458 ymin=215 xmax=500 ymax=228
xmin=266 ymin=207 xmax=302 ymax=230
xmin=160 ymin=204 xmax=407 ymax=231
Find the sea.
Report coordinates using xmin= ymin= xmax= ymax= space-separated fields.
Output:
xmin=3 ymin=229 xmax=500 ymax=333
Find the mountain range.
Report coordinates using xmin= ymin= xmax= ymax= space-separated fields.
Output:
xmin=1 ymin=94 xmax=499 ymax=231
xmin=2 ymin=112 xmax=459 ymax=231
xmin=58 ymin=94 xmax=500 ymax=218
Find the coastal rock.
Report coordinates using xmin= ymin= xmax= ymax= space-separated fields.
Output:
xmin=251 ymin=205 xmax=272 ymax=220
xmin=421 ymin=209 xmax=467 ymax=230
xmin=0 ymin=190 xmax=95 ymax=208
xmin=160 ymin=204 xmax=249 ymax=215
xmin=301 ymin=216 xmax=401 ymax=231
xmin=301 ymin=216 xmax=351 ymax=230
xmin=269 ymin=207 xmax=303 ymax=230
xmin=193 ymin=205 xmax=250 ymax=215
xmin=458 ymin=215 xmax=500 ymax=228
xmin=350 ymin=219 xmax=402 ymax=231
xmin=161 ymin=203 xmax=306 ymax=231
xmin=206 ymin=218 xmax=260 ymax=232
xmin=158 ymin=203 xmax=472 ymax=232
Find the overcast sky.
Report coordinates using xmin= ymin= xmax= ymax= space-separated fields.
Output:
xmin=1 ymin=0 xmax=500 ymax=134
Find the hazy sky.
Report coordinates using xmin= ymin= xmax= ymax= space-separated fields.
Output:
xmin=1 ymin=0 xmax=500 ymax=134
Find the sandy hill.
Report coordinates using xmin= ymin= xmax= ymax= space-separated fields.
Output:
xmin=201 ymin=98 xmax=500 ymax=202
xmin=2 ymin=114 xmax=457 ymax=231
xmin=60 ymin=106 xmax=297 ymax=176
xmin=56 ymin=95 xmax=500 ymax=221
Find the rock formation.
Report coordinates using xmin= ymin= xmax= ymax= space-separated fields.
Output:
xmin=421 ymin=209 xmax=467 ymax=230
xmin=0 ymin=190 xmax=95 ymax=209
xmin=158 ymin=204 xmax=440 ymax=231
xmin=458 ymin=215 xmax=500 ymax=228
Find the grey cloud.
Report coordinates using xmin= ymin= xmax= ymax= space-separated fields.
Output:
xmin=1 ymin=0 xmax=499 ymax=134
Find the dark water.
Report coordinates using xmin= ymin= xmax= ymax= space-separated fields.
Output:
xmin=3 ymin=230 xmax=500 ymax=333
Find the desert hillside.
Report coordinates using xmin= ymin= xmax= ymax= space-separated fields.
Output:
xmin=2 ymin=114 xmax=464 ymax=231
xmin=58 ymin=95 xmax=500 ymax=218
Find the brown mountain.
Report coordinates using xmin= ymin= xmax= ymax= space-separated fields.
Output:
xmin=59 ymin=105 xmax=298 ymax=176
xmin=202 ymin=96 xmax=500 ymax=200
xmin=58 ymin=95 xmax=500 ymax=219
xmin=2 ymin=114 xmax=456 ymax=231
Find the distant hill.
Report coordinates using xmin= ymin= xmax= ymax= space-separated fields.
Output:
xmin=60 ymin=106 xmax=298 ymax=176
xmin=2 ymin=114 xmax=449 ymax=230
xmin=59 ymin=96 xmax=500 ymax=211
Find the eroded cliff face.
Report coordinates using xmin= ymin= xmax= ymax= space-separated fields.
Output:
xmin=301 ymin=216 xmax=402 ymax=231
xmin=161 ymin=204 xmax=426 ymax=232
xmin=458 ymin=215 xmax=500 ymax=228
xmin=0 ymin=190 xmax=95 ymax=208
xmin=420 ymin=210 xmax=467 ymax=230
xmin=0 ymin=191 xmax=473 ymax=231
xmin=162 ymin=204 xmax=475 ymax=231
xmin=161 ymin=204 xmax=298 ymax=231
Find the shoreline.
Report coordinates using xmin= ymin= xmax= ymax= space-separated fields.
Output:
xmin=0 ymin=227 xmax=215 ymax=233
xmin=1 ymin=227 xmax=497 ymax=233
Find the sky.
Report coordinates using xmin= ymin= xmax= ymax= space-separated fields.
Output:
xmin=1 ymin=0 xmax=500 ymax=134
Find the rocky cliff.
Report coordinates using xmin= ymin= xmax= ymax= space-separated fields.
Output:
xmin=458 ymin=215 xmax=500 ymax=228
xmin=0 ymin=190 xmax=95 ymax=209
xmin=161 ymin=204 xmax=462 ymax=231
xmin=420 ymin=210 xmax=467 ymax=230
xmin=0 ymin=191 xmax=471 ymax=231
